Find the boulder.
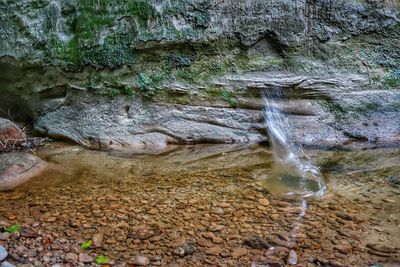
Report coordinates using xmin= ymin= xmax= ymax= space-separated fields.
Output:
xmin=0 ymin=153 xmax=47 ymax=191
xmin=0 ymin=118 xmax=26 ymax=151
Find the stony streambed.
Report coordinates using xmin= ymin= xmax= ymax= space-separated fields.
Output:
xmin=0 ymin=142 xmax=399 ymax=266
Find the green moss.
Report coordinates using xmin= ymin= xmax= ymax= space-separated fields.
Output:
xmin=317 ymin=99 xmax=346 ymax=120
xmin=127 ymin=1 xmax=157 ymax=26
xmin=222 ymin=90 xmax=237 ymax=107
xmin=163 ymin=6 xmax=185 ymax=16
xmin=165 ymin=54 xmax=193 ymax=69
xmin=135 ymin=71 xmax=169 ymax=98
xmin=204 ymin=87 xmax=237 ymax=107
xmin=382 ymin=69 xmax=400 ymax=88
xmin=205 ymin=87 xmax=224 ymax=97
xmin=353 ymin=102 xmax=382 ymax=115
xmin=51 ymin=34 xmax=81 ymax=66
xmin=49 ymin=0 xmax=160 ymax=68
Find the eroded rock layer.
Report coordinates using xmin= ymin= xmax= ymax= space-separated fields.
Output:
xmin=1 ymin=0 xmax=399 ymax=148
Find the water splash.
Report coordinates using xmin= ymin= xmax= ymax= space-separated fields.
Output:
xmin=261 ymin=87 xmax=326 ymax=197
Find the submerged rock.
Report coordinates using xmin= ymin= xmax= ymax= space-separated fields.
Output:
xmin=287 ymin=250 xmax=298 ymax=265
xmin=0 ymin=245 xmax=7 ymax=261
xmin=0 ymin=261 xmax=16 ymax=267
xmin=0 ymin=153 xmax=47 ymax=191
xmin=131 ymin=255 xmax=150 ymax=266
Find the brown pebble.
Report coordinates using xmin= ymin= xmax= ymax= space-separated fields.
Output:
xmin=205 ymin=246 xmax=222 ymax=256
xmin=258 ymin=198 xmax=270 ymax=206
xmin=231 ymin=247 xmax=247 ymax=258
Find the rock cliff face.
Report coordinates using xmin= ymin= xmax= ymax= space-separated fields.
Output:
xmin=1 ymin=0 xmax=399 ymax=149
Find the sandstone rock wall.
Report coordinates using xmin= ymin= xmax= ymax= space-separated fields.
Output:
xmin=1 ymin=0 xmax=399 ymax=148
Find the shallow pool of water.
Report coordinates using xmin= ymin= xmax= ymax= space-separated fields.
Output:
xmin=0 ymin=142 xmax=399 ymax=266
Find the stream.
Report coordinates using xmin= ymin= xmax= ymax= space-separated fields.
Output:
xmin=0 ymin=142 xmax=399 ymax=266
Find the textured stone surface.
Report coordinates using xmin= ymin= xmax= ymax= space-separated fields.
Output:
xmin=33 ymin=72 xmax=400 ymax=149
xmin=0 ymin=153 xmax=47 ymax=191
xmin=0 ymin=118 xmax=26 ymax=151
xmin=0 ymin=0 xmax=399 ymax=148
xmin=0 ymin=0 xmax=399 ymax=68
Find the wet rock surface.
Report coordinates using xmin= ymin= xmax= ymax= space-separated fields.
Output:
xmin=33 ymin=72 xmax=400 ymax=149
xmin=0 ymin=142 xmax=399 ymax=266
xmin=0 ymin=153 xmax=47 ymax=191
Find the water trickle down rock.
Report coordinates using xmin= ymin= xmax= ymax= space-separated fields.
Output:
xmin=260 ymin=87 xmax=326 ymax=197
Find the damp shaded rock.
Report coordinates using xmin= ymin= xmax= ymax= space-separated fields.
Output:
xmin=335 ymin=211 xmax=353 ymax=221
xmin=387 ymin=175 xmax=400 ymax=188
xmin=245 ymin=235 xmax=271 ymax=249
xmin=0 ymin=153 xmax=47 ymax=191
xmin=0 ymin=118 xmax=26 ymax=151
xmin=173 ymin=244 xmax=196 ymax=257
xmin=366 ymin=243 xmax=398 ymax=254
xmin=128 ymin=224 xmax=161 ymax=240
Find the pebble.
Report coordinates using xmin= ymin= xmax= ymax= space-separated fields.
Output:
xmin=197 ymin=238 xmax=213 ymax=247
xmin=131 ymin=255 xmax=150 ymax=266
xmin=0 ymin=232 xmax=11 ymax=240
xmin=20 ymin=229 xmax=38 ymax=238
xmin=173 ymin=244 xmax=196 ymax=257
xmin=209 ymin=224 xmax=225 ymax=232
xmin=65 ymin=252 xmax=78 ymax=262
xmin=287 ymin=250 xmax=298 ymax=265
xmin=245 ymin=235 xmax=270 ymax=249
xmin=79 ymin=253 xmax=93 ymax=263
xmin=149 ymin=256 xmax=161 ymax=262
xmin=0 ymin=245 xmax=7 ymax=261
xmin=0 ymin=262 xmax=15 ymax=267
xmin=334 ymin=242 xmax=352 ymax=254
xmin=205 ymin=246 xmax=222 ymax=256
xmin=93 ymin=232 xmax=104 ymax=247
xmin=148 ymin=208 xmax=158 ymax=215
xmin=231 ymin=247 xmax=247 ymax=258
xmin=336 ymin=212 xmax=353 ymax=221
xmin=270 ymin=236 xmax=292 ymax=248
xmin=173 ymin=247 xmax=185 ymax=257
xmin=366 ymin=243 xmax=398 ymax=254
xmin=258 ymin=198 xmax=270 ymax=206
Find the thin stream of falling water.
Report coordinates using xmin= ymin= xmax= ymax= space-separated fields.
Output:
xmin=261 ymin=87 xmax=326 ymax=197
xmin=288 ymin=199 xmax=307 ymax=247
xmin=261 ymin=87 xmax=325 ymax=257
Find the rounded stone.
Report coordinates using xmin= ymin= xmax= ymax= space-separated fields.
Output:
xmin=131 ymin=255 xmax=150 ymax=266
xmin=1 ymin=261 xmax=16 ymax=267
xmin=0 ymin=153 xmax=47 ymax=191
xmin=0 ymin=245 xmax=8 ymax=261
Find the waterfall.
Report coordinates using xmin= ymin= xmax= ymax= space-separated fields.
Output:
xmin=261 ymin=87 xmax=326 ymax=197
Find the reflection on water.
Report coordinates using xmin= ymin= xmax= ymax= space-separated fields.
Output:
xmin=1 ymin=142 xmax=399 ymax=266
